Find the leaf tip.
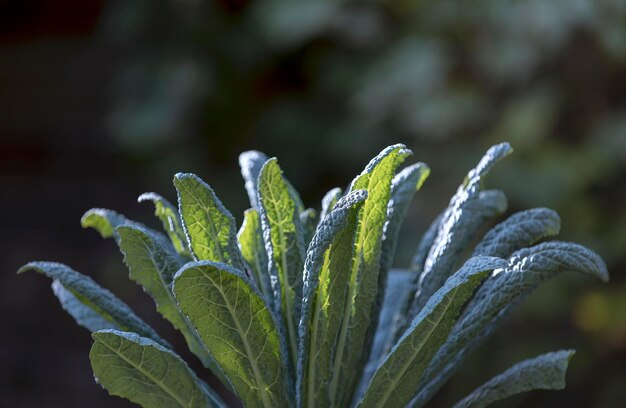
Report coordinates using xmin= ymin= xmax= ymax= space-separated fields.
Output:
xmin=173 ymin=172 xmax=193 ymax=184
xmin=258 ymin=157 xmax=284 ymax=183
xmin=17 ymin=262 xmax=37 ymax=274
xmin=598 ymin=259 xmax=610 ymax=283
xmin=414 ymin=162 xmax=431 ymax=190
xmin=492 ymin=141 xmax=513 ymax=156
xmin=262 ymin=156 xmax=279 ymax=167
xmin=17 ymin=261 xmax=61 ymax=275
xmin=137 ymin=191 xmax=158 ymax=204
xmin=239 ymin=150 xmax=269 ymax=164
xmin=81 ymin=208 xmax=123 ymax=238
xmin=579 ymin=245 xmax=609 ymax=283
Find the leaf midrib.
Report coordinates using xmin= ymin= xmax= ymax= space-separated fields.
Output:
xmin=181 ymin=181 xmax=226 ymax=263
xmin=328 ymin=198 xmax=368 ymax=406
xmin=97 ymin=337 xmax=191 ymax=408
xmin=306 ymin=256 xmax=330 ymax=408
xmin=252 ymin=230 xmax=269 ymax=297
xmin=202 ymin=269 xmax=273 ymax=408
xmin=137 ymin=237 xmax=214 ymax=367
xmin=69 ymin=288 xmax=128 ymax=331
xmin=264 ymin=178 xmax=299 ymax=369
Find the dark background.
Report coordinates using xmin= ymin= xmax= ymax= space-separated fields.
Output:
xmin=1 ymin=0 xmax=625 ymax=407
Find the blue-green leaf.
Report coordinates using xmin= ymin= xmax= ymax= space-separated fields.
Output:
xmin=51 ymin=280 xmax=113 ymax=332
xmin=18 ymin=262 xmax=168 ymax=347
xmin=399 ymin=190 xmax=510 ymax=342
xmin=173 ymin=261 xmax=290 ymax=408
xmin=174 ymin=173 xmax=245 ymax=270
xmin=300 ymin=208 xmax=318 ymax=247
xmin=356 ymin=256 xmax=507 ymax=408
xmin=90 ymin=330 xmax=224 ymax=408
xmin=239 ymin=150 xmax=270 ymax=209
xmin=392 ymin=212 xmax=443 ymax=341
xmin=453 ymin=350 xmax=575 ymax=408
xmin=297 ymin=190 xmax=368 ymax=408
xmin=409 ymin=143 xmax=512 ymax=317
xmin=138 ymin=192 xmax=190 ymax=257
xmin=472 ymin=208 xmax=561 ymax=258
xmin=257 ymin=158 xmax=307 ymax=370
xmin=413 ymin=241 xmax=608 ymax=407
xmin=319 ymin=187 xmax=342 ymax=223
xmin=409 ymin=213 xmax=443 ymax=276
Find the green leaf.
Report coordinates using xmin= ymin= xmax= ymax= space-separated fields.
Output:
xmin=329 ymin=144 xmax=412 ymax=407
xmin=239 ymin=150 xmax=270 ymax=209
xmin=81 ymin=208 xmax=132 ymax=241
xmin=116 ymin=225 xmax=221 ymax=375
xmin=376 ymin=163 xmax=430 ymax=340
xmin=240 ymin=150 xmax=306 ymax=211
xmin=319 ymin=187 xmax=342 ymax=222
xmin=356 ymin=256 xmax=507 ymax=408
xmin=257 ymin=158 xmax=307 ymax=370
xmin=90 ymin=330 xmax=224 ymax=408
xmin=286 ymin=178 xmax=306 ymax=215
xmin=409 ymin=143 xmax=512 ymax=317
xmin=138 ymin=192 xmax=191 ymax=257
xmin=413 ymin=241 xmax=608 ymax=407
xmin=472 ymin=208 xmax=561 ymax=258
xmin=18 ymin=262 xmax=168 ymax=347
xmin=453 ymin=350 xmax=575 ymax=408
xmin=300 ymin=208 xmax=317 ymax=246
xmin=238 ymin=208 xmax=273 ymax=305
xmin=173 ymin=261 xmax=290 ymax=408
xmin=361 ymin=162 xmax=429 ymax=384
xmin=380 ymin=162 xmax=430 ymax=274
xmin=297 ymin=190 xmax=368 ymax=408
xmin=174 ymin=173 xmax=245 ymax=270
xmin=354 ymin=269 xmax=413 ymax=404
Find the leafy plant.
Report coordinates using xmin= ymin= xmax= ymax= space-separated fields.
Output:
xmin=20 ymin=142 xmax=608 ymax=408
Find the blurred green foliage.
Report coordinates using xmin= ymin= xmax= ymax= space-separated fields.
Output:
xmin=102 ymin=0 xmax=625 ymax=264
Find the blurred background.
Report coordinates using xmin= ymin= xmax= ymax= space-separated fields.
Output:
xmin=1 ymin=0 xmax=625 ymax=406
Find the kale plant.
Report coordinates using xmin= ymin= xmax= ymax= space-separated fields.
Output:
xmin=20 ymin=142 xmax=608 ymax=408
